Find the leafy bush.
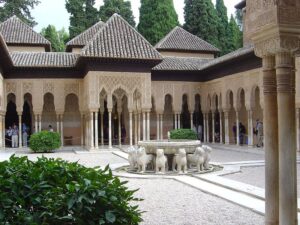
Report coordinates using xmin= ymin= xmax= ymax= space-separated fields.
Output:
xmin=0 ymin=156 xmax=142 ymax=225
xmin=29 ymin=131 xmax=61 ymax=153
xmin=170 ymin=129 xmax=198 ymax=140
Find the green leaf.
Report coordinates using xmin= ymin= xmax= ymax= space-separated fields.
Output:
xmin=105 ymin=211 xmax=116 ymax=223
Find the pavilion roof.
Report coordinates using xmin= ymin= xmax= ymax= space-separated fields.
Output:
xmin=81 ymin=14 xmax=162 ymax=61
xmin=0 ymin=16 xmax=51 ymax=50
xmin=155 ymin=26 xmax=219 ymax=53
xmin=153 ymin=57 xmax=211 ymax=71
xmin=10 ymin=52 xmax=79 ymax=68
xmin=66 ymin=21 xmax=105 ymax=51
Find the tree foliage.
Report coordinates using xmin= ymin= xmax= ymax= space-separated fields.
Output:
xmin=41 ymin=25 xmax=69 ymax=52
xmin=66 ymin=0 xmax=99 ymax=39
xmin=0 ymin=0 xmax=40 ymax=26
xmin=216 ymin=0 xmax=229 ymax=55
xmin=227 ymin=15 xmax=243 ymax=52
xmin=184 ymin=0 xmax=220 ymax=50
xmin=170 ymin=129 xmax=198 ymax=140
xmin=138 ymin=0 xmax=179 ymax=45
xmin=29 ymin=131 xmax=61 ymax=152
xmin=99 ymin=0 xmax=135 ymax=27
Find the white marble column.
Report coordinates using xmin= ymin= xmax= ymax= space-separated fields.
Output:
xmin=2 ymin=115 xmax=5 ymax=147
xmin=262 ymin=55 xmax=279 ymax=225
xmin=142 ymin=112 xmax=146 ymax=141
xmin=297 ymin=109 xmax=300 ymax=152
xmin=203 ymin=114 xmax=207 ymax=142
xmin=138 ymin=113 xmax=141 ymax=142
xmin=60 ymin=114 xmax=63 ymax=147
xmin=224 ymin=111 xmax=230 ymax=144
xmin=212 ymin=112 xmax=215 ymax=143
xmin=94 ymin=111 xmax=98 ymax=149
xmin=100 ymin=111 xmax=104 ymax=145
xmin=147 ymin=111 xmax=150 ymax=140
xmin=160 ymin=114 xmax=163 ymax=140
xmin=174 ymin=114 xmax=178 ymax=129
xmin=108 ymin=110 xmax=112 ymax=148
xmin=38 ymin=114 xmax=42 ymax=132
xmin=129 ymin=111 xmax=133 ymax=146
xmin=276 ymin=52 xmax=297 ymax=225
xmin=90 ymin=112 xmax=94 ymax=149
xmin=81 ymin=114 xmax=84 ymax=146
xmin=134 ymin=112 xmax=138 ymax=145
xmin=35 ymin=114 xmax=38 ymax=133
xmin=219 ymin=111 xmax=223 ymax=143
xmin=56 ymin=114 xmax=60 ymax=132
xmin=177 ymin=113 xmax=181 ymax=129
xmin=206 ymin=114 xmax=210 ymax=142
xmin=236 ymin=111 xmax=240 ymax=145
xmin=18 ymin=114 xmax=22 ymax=148
xmin=190 ymin=113 xmax=193 ymax=129
xmin=247 ymin=110 xmax=254 ymax=147
xmin=118 ymin=112 xmax=121 ymax=146
xmin=157 ymin=113 xmax=160 ymax=140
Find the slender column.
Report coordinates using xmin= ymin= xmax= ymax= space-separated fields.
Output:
xmin=2 ymin=115 xmax=5 ymax=147
xmin=190 ymin=113 xmax=193 ymax=129
xmin=90 ymin=112 xmax=94 ymax=149
xmin=174 ymin=114 xmax=178 ymax=129
xmin=142 ymin=112 xmax=146 ymax=141
xmin=108 ymin=110 xmax=112 ymax=148
xmin=160 ymin=114 xmax=163 ymax=139
xmin=297 ymin=109 xmax=300 ymax=152
xmin=100 ymin=111 xmax=104 ymax=145
xmin=224 ymin=111 xmax=230 ymax=144
xmin=236 ymin=111 xmax=240 ymax=145
xmin=212 ymin=112 xmax=215 ymax=143
xmin=178 ymin=113 xmax=181 ymax=129
xmin=156 ymin=113 xmax=160 ymax=140
xmin=18 ymin=114 xmax=22 ymax=148
xmin=134 ymin=113 xmax=138 ymax=145
xmin=129 ymin=111 xmax=133 ymax=146
xmin=206 ymin=113 xmax=210 ymax=142
xmin=60 ymin=114 xmax=63 ymax=147
xmin=247 ymin=110 xmax=254 ymax=147
xmin=219 ymin=111 xmax=223 ymax=143
xmin=81 ymin=114 xmax=84 ymax=146
xmin=35 ymin=114 xmax=38 ymax=133
xmin=56 ymin=114 xmax=59 ymax=132
xmin=203 ymin=114 xmax=207 ymax=142
xmin=118 ymin=112 xmax=121 ymax=146
xmin=94 ymin=111 xmax=98 ymax=149
xmin=263 ymin=55 xmax=279 ymax=225
xmin=146 ymin=111 xmax=150 ymax=140
xmin=38 ymin=114 xmax=42 ymax=132
xmin=138 ymin=113 xmax=141 ymax=142
xmin=276 ymin=52 xmax=297 ymax=225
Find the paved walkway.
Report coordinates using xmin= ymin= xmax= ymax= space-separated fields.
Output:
xmin=0 ymin=144 xmax=295 ymax=225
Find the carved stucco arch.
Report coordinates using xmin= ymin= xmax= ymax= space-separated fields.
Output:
xmin=225 ymin=89 xmax=234 ymax=110
xmin=164 ymin=93 xmax=174 ymax=113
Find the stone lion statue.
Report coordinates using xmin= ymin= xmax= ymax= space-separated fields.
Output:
xmin=155 ymin=148 xmax=167 ymax=173
xmin=127 ymin=146 xmax=138 ymax=169
xmin=202 ymin=145 xmax=212 ymax=169
xmin=187 ymin=146 xmax=205 ymax=172
xmin=172 ymin=148 xmax=187 ymax=173
xmin=137 ymin=147 xmax=154 ymax=173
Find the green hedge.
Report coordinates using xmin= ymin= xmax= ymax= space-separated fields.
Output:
xmin=29 ymin=131 xmax=61 ymax=153
xmin=0 ymin=156 xmax=142 ymax=225
xmin=170 ymin=129 xmax=198 ymax=140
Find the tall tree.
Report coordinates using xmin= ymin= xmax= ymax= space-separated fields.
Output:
xmin=41 ymin=25 xmax=69 ymax=52
xmin=184 ymin=0 xmax=220 ymax=50
xmin=227 ymin=15 xmax=242 ymax=52
xmin=0 ymin=0 xmax=40 ymax=26
xmin=99 ymin=0 xmax=135 ymax=26
xmin=216 ymin=0 xmax=229 ymax=55
xmin=235 ymin=9 xmax=243 ymax=30
xmin=66 ymin=0 xmax=99 ymax=39
xmin=138 ymin=0 xmax=179 ymax=45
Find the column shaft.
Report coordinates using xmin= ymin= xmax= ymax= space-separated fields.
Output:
xmin=224 ymin=111 xmax=230 ymax=144
xmin=236 ymin=111 xmax=240 ymax=145
xmin=81 ymin=114 xmax=84 ymax=146
xmin=297 ymin=109 xmax=300 ymax=152
xmin=1 ymin=115 xmax=4 ymax=147
xmin=206 ymin=114 xmax=210 ymax=142
xmin=35 ymin=115 xmax=38 ymax=133
xmin=18 ymin=114 xmax=22 ymax=148
xmin=56 ymin=115 xmax=59 ymax=132
xmin=160 ymin=114 xmax=163 ymax=139
xmin=118 ymin=113 xmax=121 ymax=146
xmin=276 ymin=52 xmax=297 ymax=225
xmin=157 ymin=113 xmax=160 ymax=140
xmin=178 ymin=114 xmax=181 ymax=129
xmin=174 ymin=114 xmax=178 ymax=129
xmin=94 ymin=112 xmax=98 ymax=149
xmin=90 ymin=112 xmax=94 ymax=149
xmin=138 ymin=113 xmax=141 ymax=141
xmin=100 ymin=113 xmax=104 ymax=145
xmin=147 ymin=112 xmax=150 ymax=140
xmin=142 ymin=112 xmax=146 ymax=141
xmin=134 ymin=113 xmax=138 ymax=145
xmin=248 ymin=110 xmax=254 ymax=146
xmin=263 ymin=55 xmax=279 ymax=225
xmin=38 ymin=114 xmax=42 ymax=132
xmin=219 ymin=112 xmax=223 ymax=143
xmin=212 ymin=112 xmax=215 ymax=143
xmin=190 ymin=113 xmax=193 ymax=129
xmin=129 ymin=112 xmax=133 ymax=146
xmin=60 ymin=114 xmax=63 ymax=147
xmin=108 ymin=111 xmax=112 ymax=148
xmin=203 ymin=114 xmax=207 ymax=142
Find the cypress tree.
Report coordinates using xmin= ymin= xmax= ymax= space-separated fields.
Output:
xmin=138 ymin=0 xmax=179 ymax=45
xmin=99 ymin=0 xmax=135 ymax=26
xmin=216 ymin=0 xmax=229 ymax=55
xmin=184 ymin=0 xmax=220 ymax=50
xmin=41 ymin=25 xmax=69 ymax=52
xmin=66 ymin=0 xmax=99 ymax=39
xmin=227 ymin=15 xmax=243 ymax=52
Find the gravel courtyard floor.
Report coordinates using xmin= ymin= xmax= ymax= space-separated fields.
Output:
xmin=0 ymin=145 xmax=267 ymax=225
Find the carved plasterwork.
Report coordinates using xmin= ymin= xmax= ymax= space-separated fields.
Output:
xmin=65 ymin=83 xmax=79 ymax=96
xmin=43 ymin=82 xmax=54 ymax=94
xmin=23 ymin=82 xmax=33 ymax=94
xmin=6 ymin=82 xmax=16 ymax=94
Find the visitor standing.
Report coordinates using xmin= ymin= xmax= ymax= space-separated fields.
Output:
xmin=256 ymin=119 xmax=264 ymax=147
xmin=239 ymin=122 xmax=246 ymax=145
xmin=233 ymin=123 xmax=237 ymax=143
xmin=197 ymin=124 xmax=203 ymax=141
xmin=22 ymin=123 xmax=28 ymax=147
xmin=48 ymin=125 xmax=54 ymax=132
xmin=6 ymin=126 xmax=12 ymax=147
xmin=11 ymin=125 xmax=18 ymax=148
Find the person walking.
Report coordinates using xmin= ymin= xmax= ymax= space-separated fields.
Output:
xmin=239 ymin=122 xmax=246 ymax=145
xmin=256 ymin=119 xmax=264 ymax=147
xmin=11 ymin=125 xmax=18 ymax=148
xmin=22 ymin=123 xmax=28 ymax=147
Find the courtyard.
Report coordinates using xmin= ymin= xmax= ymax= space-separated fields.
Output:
xmin=0 ymin=144 xmax=292 ymax=225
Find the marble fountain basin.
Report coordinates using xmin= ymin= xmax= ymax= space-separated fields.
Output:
xmin=138 ymin=139 xmax=201 ymax=154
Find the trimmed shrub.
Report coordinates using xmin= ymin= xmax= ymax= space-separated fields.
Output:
xmin=0 ymin=156 xmax=142 ymax=225
xmin=29 ymin=131 xmax=61 ymax=153
xmin=170 ymin=129 xmax=198 ymax=140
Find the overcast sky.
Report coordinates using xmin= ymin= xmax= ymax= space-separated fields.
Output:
xmin=32 ymin=0 xmax=241 ymax=32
